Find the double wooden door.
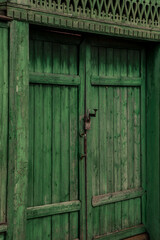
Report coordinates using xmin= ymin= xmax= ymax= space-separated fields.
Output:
xmin=27 ymin=29 xmax=146 ymax=240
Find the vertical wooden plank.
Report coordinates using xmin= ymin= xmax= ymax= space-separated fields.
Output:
xmin=42 ymin=41 xmax=52 ymax=240
xmin=121 ymin=49 xmax=128 ymax=78
xmin=0 ymin=26 xmax=8 ymax=224
xmin=60 ymin=44 xmax=69 ymax=239
xmin=42 ymin=86 xmax=52 ymax=239
xmin=33 ymin=85 xmax=43 ymax=240
xmin=99 ymin=86 xmax=108 ymax=235
xmin=128 ymin=50 xmax=136 ymax=228
xmin=52 ymin=42 xmax=61 ymax=240
xmin=44 ymin=41 xmax=52 ymax=74
xmin=99 ymin=47 xmax=107 ymax=235
xmin=114 ymin=87 xmax=122 ymax=231
xmin=106 ymin=87 xmax=114 ymax=233
xmin=60 ymin=86 xmax=69 ymax=240
xmin=121 ymin=87 xmax=128 ymax=229
xmin=52 ymin=87 xmax=61 ymax=240
xmin=53 ymin=43 xmax=61 ymax=74
xmin=134 ymin=88 xmax=141 ymax=225
xmin=127 ymin=87 xmax=135 ymax=227
xmin=79 ymin=40 xmax=86 ymax=240
xmin=29 ymin=40 xmax=35 ymax=73
xmin=52 ymin=41 xmax=61 ymax=240
xmin=106 ymin=48 xmax=114 ymax=77
xmin=128 ymin=50 xmax=140 ymax=78
xmin=28 ymin=41 xmax=35 ymax=240
xmin=120 ymin=49 xmax=128 ymax=229
xmin=27 ymin=85 xmax=34 ymax=240
xmin=69 ymin=87 xmax=79 ymax=239
xmin=33 ymin=39 xmax=44 ymax=240
xmin=106 ymin=48 xmax=114 ymax=233
xmin=90 ymin=46 xmax=99 ymax=237
xmin=86 ymin=42 xmax=94 ymax=240
xmin=141 ymin=50 xmax=146 ymax=227
xmin=28 ymin=39 xmax=35 ymax=208
xmin=69 ymin=45 xmax=79 ymax=239
xmin=113 ymin=49 xmax=121 ymax=232
xmin=7 ymin=21 xmax=29 ymax=240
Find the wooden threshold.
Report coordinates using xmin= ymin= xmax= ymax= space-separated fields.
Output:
xmin=30 ymin=72 xmax=80 ymax=85
xmin=92 ymin=188 xmax=145 ymax=207
xmin=93 ymin=225 xmax=146 ymax=240
xmin=124 ymin=233 xmax=149 ymax=240
xmin=27 ymin=200 xmax=81 ymax=219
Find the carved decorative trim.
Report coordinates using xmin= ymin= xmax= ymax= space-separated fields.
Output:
xmin=29 ymin=0 xmax=160 ymax=28
xmin=6 ymin=6 xmax=160 ymax=41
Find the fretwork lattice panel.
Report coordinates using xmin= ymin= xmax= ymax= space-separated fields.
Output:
xmin=30 ymin=0 xmax=160 ymax=28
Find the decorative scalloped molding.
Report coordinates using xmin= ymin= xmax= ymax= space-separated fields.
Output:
xmin=6 ymin=5 xmax=160 ymax=41
xmin=29 ymin=0 xmax=160 ymax=28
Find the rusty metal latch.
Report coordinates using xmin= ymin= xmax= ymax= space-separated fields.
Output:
xmin=85 ymin=109 xmax=98 ymax=130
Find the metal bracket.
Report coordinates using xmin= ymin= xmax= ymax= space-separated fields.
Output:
xmin=85 ymin=109 xmax=98 ymax=130
xmin=79 ymin=153 xmax=86 ymax=160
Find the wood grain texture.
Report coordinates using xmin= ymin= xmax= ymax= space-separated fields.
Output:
xmin=93 ymin=225 xmax=145 ymax=240
xmin=27 ymin=30 xmax=80 ymax=240
xmin=27 ymin=200 xmax=81 ymax=219
xmin=124 ymin=233 xmax=149 ymax=240
xmin=86 ymin=40 xmax=145 ymax=239
xmin=0 ymin=26 xmax=8 ymax=225
xmin=7 ymin=21 xmax=29 ymax=240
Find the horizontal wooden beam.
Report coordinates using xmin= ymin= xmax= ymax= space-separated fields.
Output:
xmin=91 ymin=76 xmax=142 ymax=86
xmin=27 ymin=200 xmax=81 ymax=219
xmin=93 ymin=225 xmax=146 ymax=240
xmin=92 ymin=188 xmax=145 ymax=207
xmin=0 ymin=224 xmax=7 ymax=233
xmin=30 ymin=72 xmax=80 ymax=86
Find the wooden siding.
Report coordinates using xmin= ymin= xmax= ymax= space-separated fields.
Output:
xmin=0 ymin=26 xmax=8 ymax=225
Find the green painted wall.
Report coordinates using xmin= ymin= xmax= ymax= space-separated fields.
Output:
xmin=146 ymin=44 xmax=160 ymax=240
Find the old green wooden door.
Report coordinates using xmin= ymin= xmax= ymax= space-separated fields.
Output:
xmin=27 ymin=30 xmax=85 ymax=240
xmin=27 ymin=30 xmax=146 ymax=240
xmin=86 ymin=37 xmax=146 ymax=240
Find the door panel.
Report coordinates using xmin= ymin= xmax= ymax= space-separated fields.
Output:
xmin=27 ymin=31 xmax=82 ymax=240
xmin=86 ymin=39 xmax=146 ymax=239
xmin=28 ymin=31 xmax=146 ymax=240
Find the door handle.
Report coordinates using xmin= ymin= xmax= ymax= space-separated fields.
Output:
xmin=85 ymin=109 xmax=98 ymax=130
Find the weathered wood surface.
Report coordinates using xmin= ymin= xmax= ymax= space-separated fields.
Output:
xmin=0 ymin=25 xmax=152 ymax=239
xmin=0 ymin=25 xmax=8 ymax=226
xmin=4 ymin=0 xmax=160 ymax=42
xmin=86 ymin=38 xmax=145 ymax=239
xmin=0 ymin=224 xmax=7 ymax=233
xmin=92 ymin=188 xmax=145 ymax=207
xmin=7 ymin=20 xmax=29 ymax=240
xmin=27 ymin=200 xmax=81 ymax=219
xmin=91 ymin=76 xmax=142 ymax=86
xmin=27 ymin=30 xmax=81 ymax=240
xmin=124 ymin=233 xmax=149 ymax=240
xmin=30 ymin=72 xmax=80 ymax=85
xmin=93 ymin=225 xmax=145 ymax=240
